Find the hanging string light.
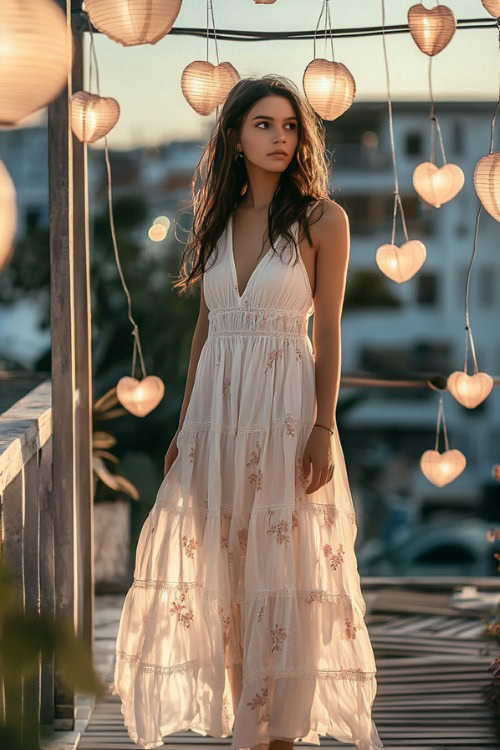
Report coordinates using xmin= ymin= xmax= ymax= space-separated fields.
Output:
xmin=0 ymin=160 xmax=17 ymax=274
xmin=482 ymin=1 xmax=500 ymax=18
xmin=413 ymin=56 xmax=464 ymax=207
xmin=407 ymin=3 xmax=457 ymax=56
xmin=84 ymin=0 xmax=182 ymax=47
xmin=71 ymin=91 xmax=120 ymax=143
xmin=181 ymin=1 xmax=240 ymax=116
xmin=303 ymin=0 xmax=356 ymax=121
xmin=375 ymin=0 xmax=426 ymax=283
xmin=420 ymin=388 xmax=466 ymax=487
xmin=85 ymin=17 xmax=165 ymax=417
xmin=0 ymin=0 xmax=68 ymax=126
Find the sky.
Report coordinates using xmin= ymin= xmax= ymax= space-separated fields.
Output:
xmin=34 ymin=0 xmax=500 ymax=149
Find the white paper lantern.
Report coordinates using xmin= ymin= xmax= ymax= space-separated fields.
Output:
xmin=420 ymin=449 xmax=466 ymax=487
xmin=413 ymin=162 xmax=464 ymax=207
xmin=116 ymin=376 xmax=165 ymax=417
xmin=375 ymin=240 xmax=426 ymax=283
xmin=71 ymin=92 xmax=120 ymax=143
xmin=85 ymin=0 xmax=182 ymax=47
xmin=447 ymin=371 xmax=494 ymax=409
xmin=407 ymin=4 xmax=456 ymax=56
xmin=0 ymin=0 xmax=68 ymax=126
xmin=0 ymin=160 xmax=17 ymax=274
xmin=303 ymin=59 xmax=356 ymax=121
xmin=481 ymin=1 xmax=500 ymax=18
xmin=181 ymin=61 xmax=240 ymax=116
xmin=473 ymin=152 xmax=500 ymax=222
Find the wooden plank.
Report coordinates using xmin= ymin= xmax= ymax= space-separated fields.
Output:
xmin=40 ymin=436 xmax=56 ymax=726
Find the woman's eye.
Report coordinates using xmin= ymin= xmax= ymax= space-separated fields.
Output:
xmin=257 ymin=122 xmax=296 ymax=129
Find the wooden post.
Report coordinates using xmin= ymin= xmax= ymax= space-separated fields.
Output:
xmin=47 ymin=0 xmax=92 ymax=730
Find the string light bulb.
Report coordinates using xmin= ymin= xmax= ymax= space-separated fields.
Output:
xmin=413 ymin=162 xmax=464 ymax=207
xmin=181 ymin=61 xmax=240 ymax=116
xmin=303 ymin=59 xmax=356 ymax=121
xmin=473 ymin=153 xmax=500 ymax=222
xmin=0 ymin=160 xmax=17 ymax=274
xmin=0 ymin=0 xmax=68 ymax=126
xmin=375 ymin=241 xmax=426 ymax=283
xmin=71 ymin=92 xmax=120 ymax=143
xmin=407 ymin=4 xmax=456 ymax=56
xmin=84 ymin=0 xmax=182 ymax=47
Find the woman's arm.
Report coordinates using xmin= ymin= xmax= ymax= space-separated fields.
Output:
xmin=176 ymin=277 xmax=210 ymax=432
xmin=311 ymin=199 xmax=350 ymax=433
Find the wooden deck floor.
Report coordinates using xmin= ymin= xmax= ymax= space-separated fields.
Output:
xmin=76 ymin=582 xmax=500 ymax=749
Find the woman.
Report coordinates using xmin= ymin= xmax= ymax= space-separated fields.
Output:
xmin=111 ymin=74 xmax=383 ymax=750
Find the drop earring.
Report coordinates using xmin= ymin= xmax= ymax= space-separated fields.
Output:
xmin=235 ymin=148 xmax=243 ymax=162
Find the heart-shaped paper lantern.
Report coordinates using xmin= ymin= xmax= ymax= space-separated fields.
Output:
xmin=0 ymin=161 xmax=17 ymax=274
xmin=85 ymin=0 xmax=182 ymax=47
xmin=0 ymin=0 xmax=68 ymax=126
xmin=481 ymin=1 xmax=500 ymax=17
xmin=420 ymin=449 xmax=466 ymax=487
xmin=447 ymin=371 xmax=494 ymax=409
xmin=303 ymin=59 xmax=356 ymax=121
xmin=413 ymin=162 xmax=464 ymax=207
xmin=117 ymin=376 xmax=165 ymax=417
xmin=375 ymin=240 xmax=426 ymax=283
xmin=71 ymin=92 xmax=120 ymax=143
xmin=473 ymin=152 xmax=500 ymax=222
xmin=407 ymin=4 xmax=456 ymax=56
xmin=181 ymin=61 xmax=240 ymax=116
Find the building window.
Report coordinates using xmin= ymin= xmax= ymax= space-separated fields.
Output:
xmin=406 ymin=132 xmax=422 ymax=156
xmin=416 ymin=272 xmax=439 ymax=306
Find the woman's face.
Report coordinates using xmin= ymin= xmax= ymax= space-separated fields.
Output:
xmin=237 ymin=94 xmax=299 ymax=173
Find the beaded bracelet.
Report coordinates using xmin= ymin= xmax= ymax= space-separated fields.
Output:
xmin=313 ymin=422 xmax=334 ymax=436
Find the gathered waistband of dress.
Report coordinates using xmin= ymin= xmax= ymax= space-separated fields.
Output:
xmin=207 ymin=306 xmax=309 ymax=340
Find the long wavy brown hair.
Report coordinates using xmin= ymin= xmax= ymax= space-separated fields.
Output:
xmin=171 ymin=73 xmax=332 ymax=296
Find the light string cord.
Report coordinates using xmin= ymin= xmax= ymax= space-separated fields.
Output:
xmin=463 ymin=17 xmax=500 ymax=376
xmin=313 ymin=0 xmax=335 ymax=62
xmin=206 ymin=0 xmax=220 ymax=65
xmin=87 ymin=18 xmax=147 ymax=379
xmin=428 ymin=56 xmax=447 ymax=166
xmin=381 ymin=0 xmax=408 ymax=246
xmin=433 ymin=392 xmax=449 ymax=452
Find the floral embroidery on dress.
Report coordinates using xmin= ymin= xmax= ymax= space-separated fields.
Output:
xmin=267 ymin=519 xmax=290 ymax=545
xmin=216 ymin=350 xmax=221 ymax=367
xmin=296 ymin=346 xmax=302 ymax=362
xmin=188 ymin=437 xmax=196 ymax=463
xmin=292 ymin=510 xmax=299 ymax=529
xmin=323 ymin=542 xmax=345 ymax=570
xmin=246 ymin=676 xmax=269 ymax=713
xmin=248 ymin=467 xmax=263 ymax=491
xmin=182 ymin=535 xmax=198 ymax=559
xmin=142 ymin=614 xmax=149 ymax=624
xmin=295 ymin=456 xmax=309 ymax=489
xmin=238 ymin=528 xmax=248 ymax=555
xmin=169 ymin=588 xmax=194 ymax=629
xmin=271 ymin=624 xmax=288 ymax=652
xmin=285 ymin=414 xmax=296 ymax=437
xmin=223 ymin=375 xmax=231 ymax=400
xmin=257 ymin=604 xmax=265 ymax=623
xmin=264 ymin=346 xmax=283 ymax=374
xmin=323 ymin=508 xmax=337 ymax=528
xmin=246 ymin=440 xmax=262 ymax=467
xmin=345 ymin=617 xmax=361 ymax=640
xmin=221 ymin=694 xmax=232 ymax=735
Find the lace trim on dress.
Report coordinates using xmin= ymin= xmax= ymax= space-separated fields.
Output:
xmin=207 ymin=329 xmax=307 ymax=340
xmin=243 ymin=666 xmax=377 ymax=683
xmin=114 ymin=650 xmax=375 ymax=683
xmin=179 ymin=416 xmax=316 ymax=436
xmin=209 ymin=305 xmax=309 ymax=317
xmin=156 ymin=499 xmax=357 ymax=524
xmin=130 ymin=579 xmax=356 ymax=606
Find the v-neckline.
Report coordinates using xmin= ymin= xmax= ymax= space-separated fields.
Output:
xmin=229 ymin=212 xmax=272 ymax=302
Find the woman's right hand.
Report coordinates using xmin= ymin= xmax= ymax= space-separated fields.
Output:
xmin=164 ymin=430 xmax=180 ymax=477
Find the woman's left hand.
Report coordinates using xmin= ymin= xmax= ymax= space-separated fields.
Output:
xmin=302 ymin=427 xmax=335 ymax=494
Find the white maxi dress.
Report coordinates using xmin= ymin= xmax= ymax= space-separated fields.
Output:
xmin=111 ymin=204 xmax=384 ymax=750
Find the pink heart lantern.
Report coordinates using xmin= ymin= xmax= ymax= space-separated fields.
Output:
xmin=447 ymin=371 xmax=494 ymax=409
xmin=376 ymin=240 xmax=426 ymax=283
xmin=117 ymin=376 xmax=165 ymax=417
xmin=420 ymin=449 xmax=466 ymax=487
